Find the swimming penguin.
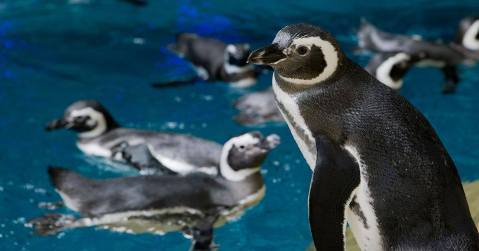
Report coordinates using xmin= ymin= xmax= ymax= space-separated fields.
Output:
xmin=248 ymin=23 xmax=479 ymax=250
xmin=153 ymin=33 xmax=258 ymax=88
xmin=234 ymin=88 xmax=284 ymax=125
xmin=358 ymin=19 xmax=467 ymax=93
xmin=365 ymin=52 xmax=419 ymax=90
xmin=452 ymin=16 xmax=479 ymax=61
xmin=29 ymin=132 xmax=277 ymax=250
xmin=46 ymin=100 xmax=280 ymax=175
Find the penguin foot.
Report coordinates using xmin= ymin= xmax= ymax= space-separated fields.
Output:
xmin=28 ymin=213 xmax=75 ymax=236
xmin=38 ymin=201 xmax=64 ymax=210
xmin=441 ymin=82 xmax=457 ymax=94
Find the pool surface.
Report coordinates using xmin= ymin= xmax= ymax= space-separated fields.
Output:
xmin=1 ymin=0 xmax=478 ymax=250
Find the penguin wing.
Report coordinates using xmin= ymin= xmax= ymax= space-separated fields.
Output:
xmin=308 ymin=136 xmax=360 ymax=250
xmin=145 ymin=134 xmax=223 ymax=172
xmin=48 ymin=167 xmax=232 ymax=217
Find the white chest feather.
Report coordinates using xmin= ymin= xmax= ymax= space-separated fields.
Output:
xmin=343 ymin=144 xmax=383 ymax=251
xmin=272 ymin=76 xmax=316 ymax=169
xmin=77 ymin=141 xmax=111 ymax=158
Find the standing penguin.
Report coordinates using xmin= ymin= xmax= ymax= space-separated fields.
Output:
xmin=248 ymin=23 xmax=479 ymax=250
xmin=358 ymin=20 xmax=466 ymax=93
xmin=153 ymin=33 xmax=258 ymax=88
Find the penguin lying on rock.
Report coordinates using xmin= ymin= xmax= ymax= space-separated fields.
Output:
xmin=46 ymin=100 xmax=280 ymax=175
xmin=249 ymin=23 xmax=479 ymax=250
xmin=152 ymin=33 xmax=260 ymax=88
xmin=29 ymin=132 xmax=278 ymax=251
xmin=358 ymin=19 xmax=471 ymax=93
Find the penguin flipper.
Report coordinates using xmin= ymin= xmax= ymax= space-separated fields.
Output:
xmin=28 ymin=213 xmax=76 ymax=236
xmin=309 ymin=136 xmax=360 ymax=250
xmin=120 ymin=144 xmax=174 ymax=174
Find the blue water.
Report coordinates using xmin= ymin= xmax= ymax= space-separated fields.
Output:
xmin=1 ymin=0 xmax=479 ymax=250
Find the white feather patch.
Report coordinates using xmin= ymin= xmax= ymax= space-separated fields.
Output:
xmin=343 ymin=144 xmax=383 ymax=251
xmin=462 ymin=19 xmax=479 ymax=51
xmin=278 ymin=36 xmax=339 ymax=85
xmin=272 ymin=76 xmax=316 ymax=169
xmin=69 ymin=107 xmax=107 ymax=139
xmin=375 ymin=53 xmax=409 ymax=90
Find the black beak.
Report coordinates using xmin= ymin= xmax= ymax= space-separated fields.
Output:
xmin=247 ymin=44 xmax=286 ymax=65
xmin=259 ymin=134 xmax=281 ymax=151
xmin=45 ymin=119 xmax=68 ymax=131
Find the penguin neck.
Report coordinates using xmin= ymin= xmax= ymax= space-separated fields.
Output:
xmin=272 ymin=59 xmax=366 ymax=169
xmin=78 ymin=117 xmax=119 ymax=140
xmin=222 ymin=171 xmax=264 ymax=204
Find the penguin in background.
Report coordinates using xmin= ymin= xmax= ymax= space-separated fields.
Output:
xmin=29 ymin=132 xmax=278 ymax=251
xmin=452 ymin=16 xmax=479 ymax=61
xmin=365 ymin=52 xmax=419 ymax=90
xmin=357 ymin=19 xmax=467 ymax=93
xmin=249 ymin=23 xmax=478 ymax=250
xmin=234 ymin=87 xmax=284 ymax=126
xmin=152 ymin=33 xmax=260 ymax=88
xmin=45 ymin=100 xmax=280 ymax=176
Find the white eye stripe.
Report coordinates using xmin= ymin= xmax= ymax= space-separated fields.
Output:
xmin=279 ymin=36 xmax=339 ymax=85
xmin=70 ymin=107 xmax=107 ymax=138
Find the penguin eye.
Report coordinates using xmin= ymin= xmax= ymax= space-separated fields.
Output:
xmin=296 ymin=46 xmax=309 ymax=56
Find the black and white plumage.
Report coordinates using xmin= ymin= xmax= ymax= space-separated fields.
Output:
xmin=158 ymin=33 xmax=258 ymax=88
xmin=452 ymin=16 xmax=479 ymax=61
xmin=46 ymin=100 xmax=280 ymax=176
xmin=365 ymin=52 xmax=418 ymax=90
xmin=358 ymin=19 xmax=467 ymax=93
xmin=30 ymin=132 xmax=278 ymax=250
xmin=249 ymin=23 xmax=479 ymax=250
xmin=234 ymin=87 xmax=284 ymax=125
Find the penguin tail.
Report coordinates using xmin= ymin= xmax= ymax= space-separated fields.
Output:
xmin=47 ymin=166 xmax=89 ymax=193
xmin=28 ymin=213 xmax=76 ymax=236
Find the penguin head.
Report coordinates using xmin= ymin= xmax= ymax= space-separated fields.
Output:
xmin=225 ymin=44 xmax=251 ymax=67
xmin=457 ymin=16 xmax=479 ymax=51
xmin=45 ymin=100 xmax=119 ymax=138
xmin=248 ymin=23 xmax=343 ymax=86
xmin=220 ymin=132 xmax=280 ymax=181
xmin=368 ymin=52 xmax=418 ymax=90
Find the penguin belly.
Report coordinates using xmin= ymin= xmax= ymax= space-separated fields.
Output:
xmin=64 ymin=187 xmax=266 ymax=234
xmin=344 ymin=144 xmax=383 ymax=251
